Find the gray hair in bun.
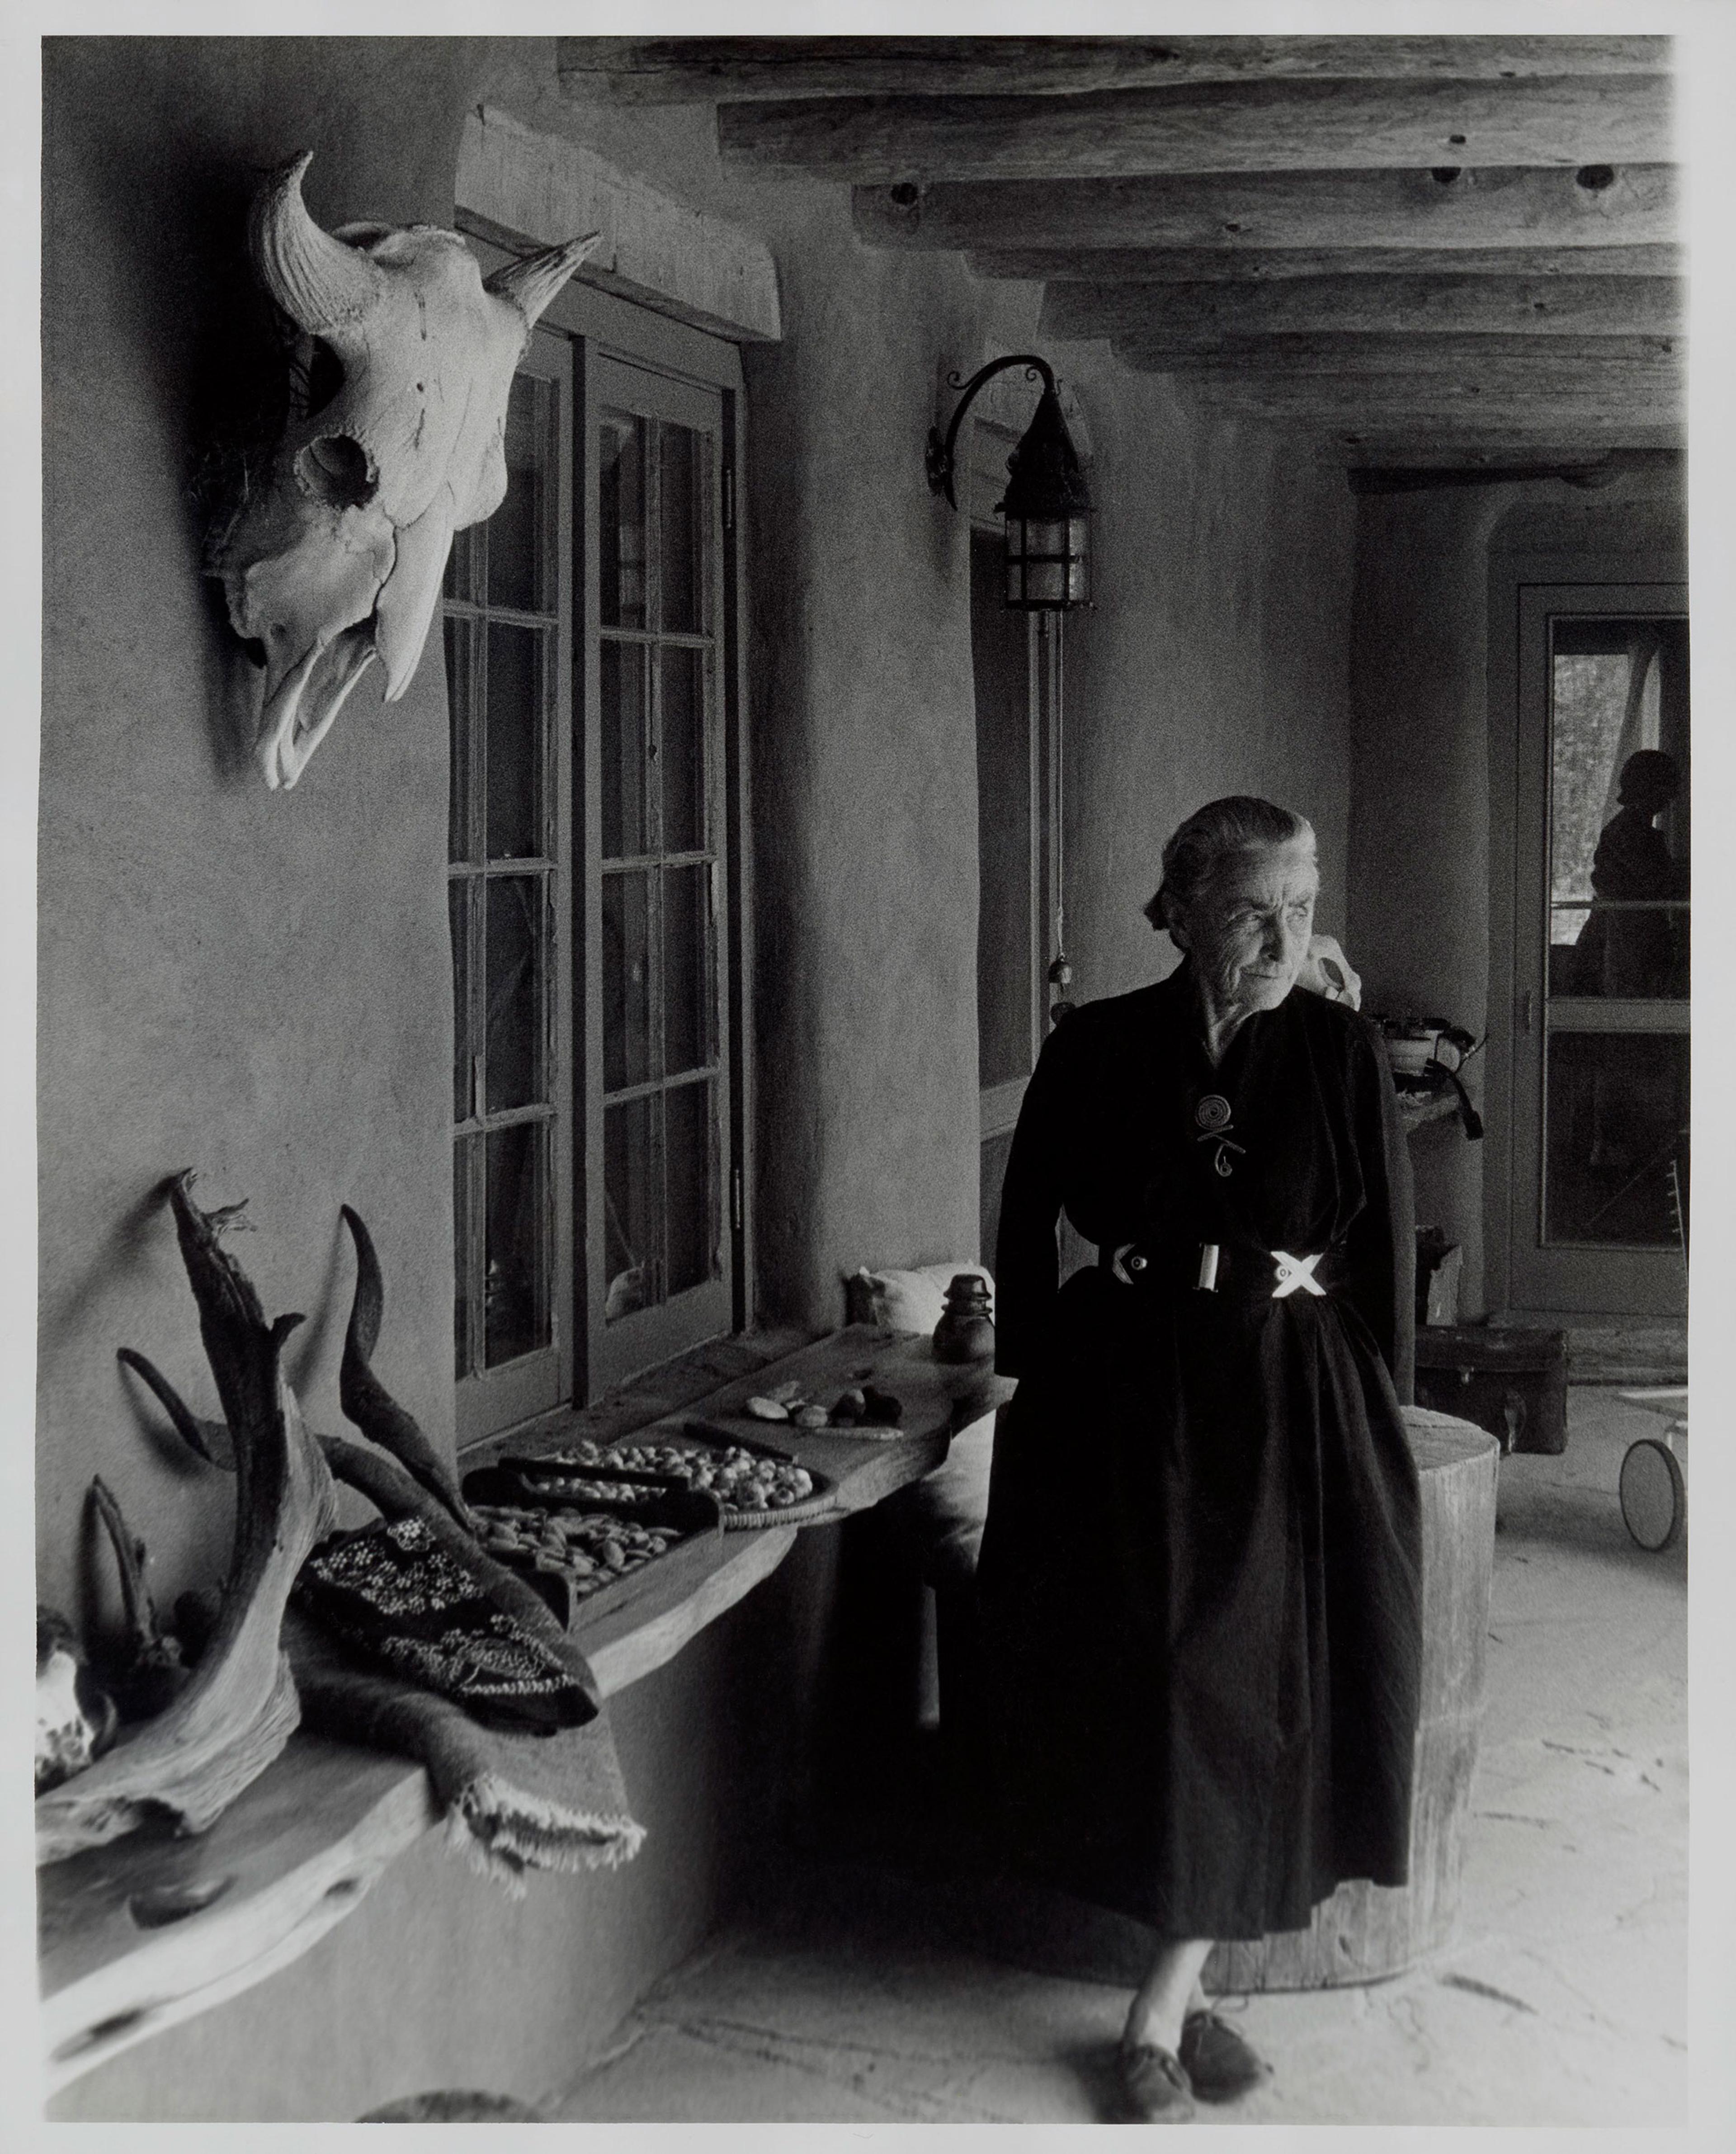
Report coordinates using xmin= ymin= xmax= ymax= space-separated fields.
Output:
xmin=1143 ymin=796 xmax=1316 ymax=936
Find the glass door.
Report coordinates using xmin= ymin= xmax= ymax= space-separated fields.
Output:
xmin=447 ymin=330 xmax=576 ymax=1441
xmin=1510 ymin=584 xmax=1689 ymax=1315
xmin=584 ymin=353 xmax=733 ymax=1388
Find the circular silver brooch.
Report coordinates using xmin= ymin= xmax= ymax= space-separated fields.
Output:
xmin=1194 ymin=1094 xmax=1232 ymax=1133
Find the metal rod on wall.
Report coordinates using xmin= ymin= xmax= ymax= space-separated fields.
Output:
xmin=1048 ymin=614 xmax=1075 ymax=1022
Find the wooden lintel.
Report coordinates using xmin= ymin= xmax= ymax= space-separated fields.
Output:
xmin=722 ymin=76 xmax=1670 ymax=183
xmin=971 ymin=243 xmax=1682 ymax=283
xmin=454 ymin=105 xmax=781 ymax=343
xmin=1046 ymin=274 xmax=1681 ymax=342
xmin=855 ymin=164 xmax=1678 ymax=253
xmin=1111 ymin=333 xmax=1680 ymax=378
xmin=557 ymin=36 xmax=1669 ymax=103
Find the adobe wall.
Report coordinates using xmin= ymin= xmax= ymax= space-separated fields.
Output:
xmin=40 ymin=37 xmax=1362 ymax=2121
xmin=1344 ymin=473 xmax=1686 ymax=1315
xmin=1052 ymin=362 xmax=1356 ymax=1005
xmin=40 ymin=36 xmax=480 ymax=1627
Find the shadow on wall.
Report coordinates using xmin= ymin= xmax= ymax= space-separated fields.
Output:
xmin=52 ymin=127 xmax=296 ymax=779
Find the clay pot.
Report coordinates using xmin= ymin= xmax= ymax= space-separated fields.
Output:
xmin=933 ymin=1275 xmax=995 ymax=1364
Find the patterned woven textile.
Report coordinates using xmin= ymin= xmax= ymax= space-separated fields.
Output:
xmin=285 ymin=1608 xmax=642 ymax=1891
xmin=292 ymin=1515 xmax=595 ymax=1734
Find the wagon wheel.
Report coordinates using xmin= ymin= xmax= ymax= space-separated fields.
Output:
xmin=1619 ymin=1436 xmax=1685 ymax=1551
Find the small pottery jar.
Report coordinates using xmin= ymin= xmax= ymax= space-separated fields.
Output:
xmin=933 ymin=1274 xmax=995 ymax=1363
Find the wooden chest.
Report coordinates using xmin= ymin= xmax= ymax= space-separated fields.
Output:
xmin=1414 ymin=1324 xmax=1568 ymax=1456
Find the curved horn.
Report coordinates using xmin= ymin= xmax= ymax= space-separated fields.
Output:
xmin=338 ymin=1205 xmax=474 ymax=1531
xmin=485 ymin=232 xmax=605 ymax=328
xmin=250 ymin=151 xmax=384 ymax=334
xmin=117 ymin=1348 xmax=236 ymax=1471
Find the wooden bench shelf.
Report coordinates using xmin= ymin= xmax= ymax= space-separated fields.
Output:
xmin=39 ymin=1327 xmax=1000 ymax=2095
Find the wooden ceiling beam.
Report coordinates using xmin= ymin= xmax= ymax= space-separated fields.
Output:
xmin=1327 ymin=441 xmax=1683 ymax=472
xmin=855 ymin=164 xmax=1677 ymax=252
xmin=719 ymin=76 xmax=1671 ymax=183
xmin=1127 ymin=381 xmax=1681 ymax=431
xmin=1163 ymin=374 xmax=1681 ymax=425
xmin=1110 ymin=333 xmax=1679 ymax=377
xmin=1319 ymin=431 xmax=1683 ymax=469
xmin=557 ymin=36 xmax=1670 ymax=103
xmin=971 ymin=242 xmax=1681 ymax=283
xmin=1045 ymin=273 xmax=1680 ymax=341
xmin=1126 ymin=364 xmax=1681 ymax=414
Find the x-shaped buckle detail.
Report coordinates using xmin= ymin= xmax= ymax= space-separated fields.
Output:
xmin=1271 ymin=1250 xmax=1326 ymax=1299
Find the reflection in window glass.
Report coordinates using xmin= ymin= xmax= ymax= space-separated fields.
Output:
xmin=1544 ymin=1031 xmax=1689 ymax=1248
xmin=660 ymin=647 xmax=705 ymax=855
xmin=600 ymin=641 xmax=648 ymax=860
xmin=602 ymin=872 xmax=652 ymax=1093
xmin=659 ymin=422 xmax=702 ymax=633
xmin=663 ymin=864 xmax=709 ymax=1077
xmin=604 ymin=1098 xmax=654 ymax=1322
xmin=489 ymin=375 xmax=552 ymax=612
xmin=1547 ymin=618 xmax=1689 ymax=999
xmin=665 ymin=1079 xmax=716 ymax=1296
xmin=485 ymin=878 xmax=544 ymax=1114
xmin=486 ymin=624 xmax=544 ymax=860
xmin=600 ymin=412 xmax=647 ymax=630
xmin=485 ymin=1122 xmax=550 ymax=1366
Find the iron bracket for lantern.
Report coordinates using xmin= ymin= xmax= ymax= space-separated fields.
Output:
xmin=926 ymin=354 xmax=1052 ymax=509
xmin=927 ymin=353 xmax=1093 ymax=612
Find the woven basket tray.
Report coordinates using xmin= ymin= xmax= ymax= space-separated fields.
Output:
xmin=491 ymin=1427 xmax=840 ymax=1533
xmin=676 ymin=1421 xmax=842 ymax=1530
xmin=461 ymin=1462 xmax=726 ymax=1625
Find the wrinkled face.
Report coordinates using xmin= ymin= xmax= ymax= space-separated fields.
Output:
xmin=206 ymin=154 xmax=599 ymax=790
xmin=1168 ymin=840 xmax=1320 ymax=1020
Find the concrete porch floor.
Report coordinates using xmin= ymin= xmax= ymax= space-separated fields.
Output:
xmin=549 ymin=1389 xmax=1687 ymax=2126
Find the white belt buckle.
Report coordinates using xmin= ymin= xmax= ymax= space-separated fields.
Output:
xmin=1271 ymin=1250 xmax=1326 ymax=1299
xmin=1110 ymin=1242 xmax=1146 ymax=1286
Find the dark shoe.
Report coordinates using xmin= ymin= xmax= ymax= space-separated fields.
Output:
xmin=1179 ymin=2008 xmax=1269 ymax=2102
xmin=1115 ymin=2036 xmax=1195 ymax=2123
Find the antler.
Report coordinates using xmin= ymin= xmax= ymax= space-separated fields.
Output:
xmin=117 ymin=1347 xmax=236 ymax=1469
xmin=36 ymin=1175 xmax=338 ymax=1865
xmin=88 ymin=1476 xmax=190 ymax=1722
xmin=339 ymin=1205 xmax=475 ymax=1532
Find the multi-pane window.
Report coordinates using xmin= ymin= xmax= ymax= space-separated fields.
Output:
xmin=442 ymin=274 xmax=742 ymax=1443
xmin=587 ymin=359 xmax=731 ymax=1390
xmin=446 ymin=339 xmax=574 ymax=1440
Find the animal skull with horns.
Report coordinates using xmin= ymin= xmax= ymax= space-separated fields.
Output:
xmin=208 ymin=154 xmax=600 ymax=790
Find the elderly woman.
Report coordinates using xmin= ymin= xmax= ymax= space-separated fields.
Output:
xmin=978 ymin=796 xmax=1422 ymax=2123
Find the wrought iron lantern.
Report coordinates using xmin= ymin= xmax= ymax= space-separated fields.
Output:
xmin=926 ymin=354 xmax=1091 ymax=610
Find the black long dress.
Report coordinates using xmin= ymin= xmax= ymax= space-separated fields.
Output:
xmin=977 ymin=963 xmax=1423 ymax=1940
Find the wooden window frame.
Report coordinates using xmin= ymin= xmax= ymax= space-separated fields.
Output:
xmin=1486 ymin=548 xmax=1688 ymax=1320
xmin=453 ymin=227 xmax=755 ymax=1443
xmin=448 ymin=331 xmax=575 ymax=1445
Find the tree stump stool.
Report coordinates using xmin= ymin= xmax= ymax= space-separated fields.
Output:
xmin=1204 ymin=1406 xmax=1499 ymax=1992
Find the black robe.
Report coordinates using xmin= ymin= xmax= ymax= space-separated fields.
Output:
xmin=977 ymin=964 xmax=1423 ymax=1940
